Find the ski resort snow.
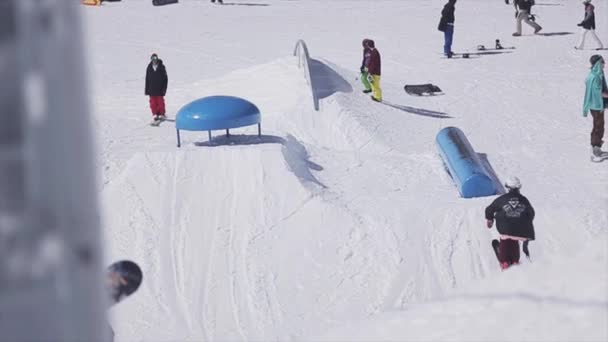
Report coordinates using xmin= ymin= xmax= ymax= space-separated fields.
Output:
xmin=82 ymin=0 xmax=607 ymax=341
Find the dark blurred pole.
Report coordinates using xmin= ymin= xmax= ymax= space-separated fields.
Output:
xmin=0 ymin=0 xmax=108 ymax=341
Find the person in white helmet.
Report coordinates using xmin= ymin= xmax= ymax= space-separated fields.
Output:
xmin=485 ymin=176 xmax=535 ymax=270
xmin=575 ymin=0 xmax=604 ymax=50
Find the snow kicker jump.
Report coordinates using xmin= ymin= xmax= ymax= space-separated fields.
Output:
xmin=436 ymin=127 xmax=499 ymax=198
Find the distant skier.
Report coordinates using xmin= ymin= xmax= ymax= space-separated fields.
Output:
xmin=366 ymin=40 xmax=382 ymax=102
xmin=575 ymin=0 xmax=604 ymax=50
xmin=485 ymin=177 xmax=535 ymax=270
xmin=360 ymin=39 xmax=372 ymax=94
xmin=145 ymin=53 xmax=168 ymax=122
xmin=583 ymin=54 xmax=608 ymax=161
xmin=437 ymin=0 xmax=456 ymax=58
xmin=512 ymin=0 xmax=542 ymax=36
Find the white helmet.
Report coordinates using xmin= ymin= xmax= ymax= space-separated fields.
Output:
xmin=504 ymin=176 xmax=522 ymax=190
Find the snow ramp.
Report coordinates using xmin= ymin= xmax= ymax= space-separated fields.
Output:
xmin=101 ymin=58 xmax=403 ymax=341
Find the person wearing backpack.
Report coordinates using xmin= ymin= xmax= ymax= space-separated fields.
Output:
xmin=512 ymin=0 xmax=542 ymax=36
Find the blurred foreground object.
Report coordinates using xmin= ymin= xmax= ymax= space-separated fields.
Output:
xmin=0 ymin=0 xmax=108 ymax=341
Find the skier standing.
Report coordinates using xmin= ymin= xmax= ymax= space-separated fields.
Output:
xmin=575 ymin=0 xmax=604 ymax=50
xmin=360 ymin=39 xmax=372 ymax=94
xmin=366 ymin=40 xmax=382 ymax=102
xmin=145 ymin=53 xmax=168 ymax=122
xmin=438 ymin=0 xmax=456 ymax=58
xmin=583 ymin=54 xmax=608 ymax=161
xmin=512 ymin=0 xmax=542 ymax=36
xmin=485 ymin=177 xmax=535 ymax=270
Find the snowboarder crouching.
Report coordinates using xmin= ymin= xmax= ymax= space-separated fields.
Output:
xmin=485 ymin=176 xmax=535 ymax=270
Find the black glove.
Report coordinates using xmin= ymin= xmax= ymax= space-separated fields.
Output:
xmin=577 ymin=22 xmax=583 ymax=27
xmin=360 ymin=66 xmax=365 ymax=73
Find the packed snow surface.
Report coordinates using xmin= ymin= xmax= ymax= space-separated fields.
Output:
xmin=84 ymin=0 xmax=607 ymax=341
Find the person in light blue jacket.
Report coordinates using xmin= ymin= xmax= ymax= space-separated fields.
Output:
xmin=583 ymin=54 xmax=608 ymax=160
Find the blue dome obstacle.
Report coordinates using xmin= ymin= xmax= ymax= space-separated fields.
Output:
xmin=175 ymin=96 xmax=262 ymax=147
xmin=436 ymin=127 xmax=499 ymax=198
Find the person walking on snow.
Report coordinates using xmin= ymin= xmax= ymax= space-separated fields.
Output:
xmin=583 ymin=55 xmax=608 ymax=161
xmin=575 ymin=0 xmax=604 ymax=50
xmin=366 ymin=40 xmax=382 ymax=102
xmin=485 ymin=177 xmax=535 ymax=271
xmin=512 ymin=0 xmax=542 ymax=36
xmin=438 ymin=0 xmax=456 ymax=58
xmin=360 ymin=39 xmax=372 ymax=94
xmin=145 ymin=53 xmax=168 ymax=122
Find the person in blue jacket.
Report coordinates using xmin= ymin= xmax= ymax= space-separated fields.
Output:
xmin=583 ymin=54 xmax=608 ymax=161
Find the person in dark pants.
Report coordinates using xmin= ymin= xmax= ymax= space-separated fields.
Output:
xmin=438 ymin=0 xmax=456 ymax=58
xmin=145 ymin=53 xmax=168 ymax=122
xmin=485 ymin=177 xmax=535 ymax=270
xmin=211 ymin=0 xmax=223 ymax=3
xmin=583 ymin=54 xmax=608 ymax=160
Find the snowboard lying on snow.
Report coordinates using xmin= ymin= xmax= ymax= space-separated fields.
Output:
xmin=404 ymin=83 xmax=443 ymax=96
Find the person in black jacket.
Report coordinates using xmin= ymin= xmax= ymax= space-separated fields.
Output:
xmin=437 ymin=0 xmax=456 ymax=58
xmin=575 ymin=0 xmax=604 ymax=50
xmin=485 ymin=176 xmax=535 ymax=270
xmin=512 ymin=0 xmax=542 ymax=36
xmin=145 ymin=53 xmax=168 ymax=121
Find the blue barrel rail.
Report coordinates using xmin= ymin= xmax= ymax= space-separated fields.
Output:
xmin=435 ymin=127 xmax=498 ymax=198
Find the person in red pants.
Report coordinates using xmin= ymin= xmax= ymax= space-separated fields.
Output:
xmin=485 ymin=176 xmax=535 ymax=270
xmin=145 ymin=53 xmax=168 ymax=122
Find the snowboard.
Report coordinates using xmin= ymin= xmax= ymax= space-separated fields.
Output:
xmin=477 ymin=39 xmax=515 ymax=51
xmin=152 ymin=0 xmax=178 ymax=6
xmin=441 ymin=53 xmax=480 ymax=59
xmin=404 ymin=83 xmax=443 ymax=96
xmin=150 ymin=116 xmax=166 ymax=127
xmin=106 ymin=260 xmax=143 ymax=306
xmin=491 ymin=239 xmax=501 ymax=263
xmin=591 ymin=154 xmax=608 ymax=162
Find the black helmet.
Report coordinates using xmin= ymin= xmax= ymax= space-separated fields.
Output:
xmin=590 ymin=54 xmax=604 ymax=66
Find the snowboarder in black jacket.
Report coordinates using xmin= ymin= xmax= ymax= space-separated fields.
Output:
xmin=145 ymin=53 xmax=168 ymax=121
xmin=485 ymin=176 xmax=535 ymax=270
xmin=575 ymin=0 xmax=604 ymax=50
xmin=438 ymin=0 xmax=456 ymax=58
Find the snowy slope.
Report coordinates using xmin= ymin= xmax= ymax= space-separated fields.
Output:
xmin=84 ymin=0 xmax=607 ymax=341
